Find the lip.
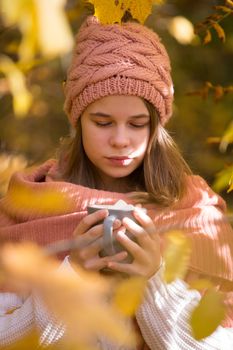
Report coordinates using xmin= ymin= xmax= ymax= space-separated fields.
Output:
xmin=108 ymin=156 xmax=131 ymax=160
xmin=106 ymin=156 xmax=133 ymax=166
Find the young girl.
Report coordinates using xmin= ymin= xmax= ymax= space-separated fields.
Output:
xmin=0 ymin=15 xmax=232 ymax=349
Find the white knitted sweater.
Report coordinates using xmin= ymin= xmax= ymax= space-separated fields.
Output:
xmin=0 ymin=257 xmax=232 ymax=350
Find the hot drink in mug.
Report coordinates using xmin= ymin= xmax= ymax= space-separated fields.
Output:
xmin=87 ymin=200 xmax=147 ymax=263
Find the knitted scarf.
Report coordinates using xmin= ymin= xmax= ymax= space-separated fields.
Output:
xmin=0 ymin=159 xmax=232 ymax=326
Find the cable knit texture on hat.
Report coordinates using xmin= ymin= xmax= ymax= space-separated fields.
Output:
xmin=64 ymin=16 xmax=174 ymax=126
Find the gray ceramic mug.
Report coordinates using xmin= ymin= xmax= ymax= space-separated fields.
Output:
xmin=87 ymin=200 xmax=147 ymax=263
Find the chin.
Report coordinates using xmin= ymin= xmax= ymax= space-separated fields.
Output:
xmin=109 ymin=171 xmax=133 ymax=179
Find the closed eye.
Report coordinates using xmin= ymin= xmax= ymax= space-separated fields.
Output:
xmin=95 ymin=121 xmax=112 ymax=127
xmin=130 ymin=122 xmax=149 ymax=128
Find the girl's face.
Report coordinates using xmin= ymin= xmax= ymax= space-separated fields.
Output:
xmin=81 ymin=95 xmax=150 ymax=189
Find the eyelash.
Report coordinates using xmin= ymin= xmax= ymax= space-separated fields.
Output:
xmin=95 ymin=122 xmax=147 ymax=128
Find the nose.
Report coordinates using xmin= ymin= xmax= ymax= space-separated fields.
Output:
xmin=109 ymin=126 xmax=130 ymax=148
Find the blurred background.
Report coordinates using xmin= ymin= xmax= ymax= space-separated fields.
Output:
xmin=0 ymin=0 xmax=232 ymax=207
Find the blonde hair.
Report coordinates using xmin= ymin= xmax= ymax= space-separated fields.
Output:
xmin=57 ymin=100 xmax=191 ymax=206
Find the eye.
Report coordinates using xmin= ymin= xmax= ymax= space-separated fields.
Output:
xmin=95 ymin=121 xmax=112 ymax=127
xmin=130 ymin=123 xmax=149 ymax=128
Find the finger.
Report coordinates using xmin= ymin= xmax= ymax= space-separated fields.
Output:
xmin=73 ymin=209 xmax=108 ymax=236
xmin=106 ymin=260 xmax=135 ymax=275
xmin=103 ymin=251 xmax=128 ymax=264
xmin=84 ymin=251 xmax=128 ymax=270
xmin=122 ymin=217 xmax=152 ymax=248
xmin=115 ymin=231 xmax=145 ymax=260
xmin=73 ymin=223 xmax=104 ymax=248
xmin=77 ymin=237 xmax=103 ymax=261
xmin=133 ymin=209 xmax=157 ymax=236
xmin=135 ymin=203 xmax=142 ymax=208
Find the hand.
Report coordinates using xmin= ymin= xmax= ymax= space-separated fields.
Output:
xmin=70 ymin=209 xmax=128 ymax=271
xmin=106 ymin=209 xmax=162 ymax=278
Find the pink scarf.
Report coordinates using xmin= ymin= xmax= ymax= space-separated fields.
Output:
xmin=0 ymin=159 xmax=232 ymax=326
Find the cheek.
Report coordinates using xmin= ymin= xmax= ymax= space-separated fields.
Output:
xmin=132 ymin=133 xmax=150 ymax=159
xmin=138 ymin=130 xmax=150 ymax=151
xmin=82 ymin=128 xmax=105 ymax=159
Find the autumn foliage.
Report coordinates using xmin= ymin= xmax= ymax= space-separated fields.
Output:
xmin=0 ymin=0 xmax=232 ymax=347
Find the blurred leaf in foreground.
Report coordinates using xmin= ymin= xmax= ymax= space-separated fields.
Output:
xmin=212 ymin=165 xmax=233 ymax=193
xmin=0 ymin=55 xmax=32 ymax=117
xmin=0 ymin=153 xmax=27 ymax=196
xmin=35 ymin=0 xmax=74 ymax=57
xmin=0 ymin=0 xmax=37 ymax=63
xmin=219 ymin=121 xmax=233 ymax=153
xmin=163 ymin=230 xmax=191 ymax=283
xmin=188 ymin=278 xmax=214 ymax=291
xmin=0 ymin=243 xmax=135 ymax=348
xmin=0 ymin=0 xmax=74 ymax=61
xmin=6 ymin=183 xmax=73 ymax=216
xmin=227 ymin=172 xmax=233 ymax=193
xmin=113 ymin=276 xmax=146 ymax=316
xmin=190 ymin=288 xmax=226 ymax=340
xmin=0 ymin=331 xmax=40 ymax=350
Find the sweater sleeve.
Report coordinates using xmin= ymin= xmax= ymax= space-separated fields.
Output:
xmin=0 ymin=260 xmax=68 ymax=347
xmin=136 ymin=267 xmax=233 ymax=350
xmin=0 ymin=293 xmax=34 ymax=346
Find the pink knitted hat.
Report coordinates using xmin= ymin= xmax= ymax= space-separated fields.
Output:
xmin=64 ymin=16 xmax=174 ymax=126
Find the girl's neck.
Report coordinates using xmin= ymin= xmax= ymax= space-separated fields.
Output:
xmin=98 ymin=178 xmax=133 ymax=193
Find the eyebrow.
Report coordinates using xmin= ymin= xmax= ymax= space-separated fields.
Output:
xmin=89 ymin=112 xmax=150 ymax=118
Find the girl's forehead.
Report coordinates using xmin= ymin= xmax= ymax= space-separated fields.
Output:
xmin=84 ymin=95 xmax=150 ymax=116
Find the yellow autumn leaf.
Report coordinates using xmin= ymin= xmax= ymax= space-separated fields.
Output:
xmin=0 ymin=0 xmax=22 ymax=24
xmin=7 ymin=183 xmax=73 ymax=215
xmin=0 ymin=331 xmax=40 ymax=350
xmin=227 ymin=172 xmax=233 ymax=193
xmin=0 ymin=55 xmax=32 ymax=116
xmin=211 ymin=21 xmax=226 ymax=42
xmin=1 ymin=0 xmax=37 ymax=63
xmin=0 ymin=153 xmax=27 ymax=196
xmin=212 ymin=165 xmax=233 ymax=193
xmin=226 ymin=0 xmax=233 ymax=8
xmin=128 ymin=0 xmax=164 ymax=24
xmin=113 ymin=276 xmax=146 ymax=316
xmin=163 ymin=230 xmax=191 ymax=283
xmin=35 ymin=0 xmax=74 ymax=57
xmin=203 ymin=29 xmax=212 ymax=44
xmin=188 ymin=278 xmax=213 ymax=291
xmin=214 ymin=5 xmax=233 ymax=13
xmin=190 ymin=289 xmax=226 ymax=340
xmin=87 ymin=0 xmax=164 ymax=24
xmin=87 ymin=0 xmax=125 ymax=24
xmin=1 ymin=0 xmax=73 ymax=61
xmin=219 ymin=121 xmax=233 ymax=152
xmin=0 ymin=243 xmax=135 ymax=348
